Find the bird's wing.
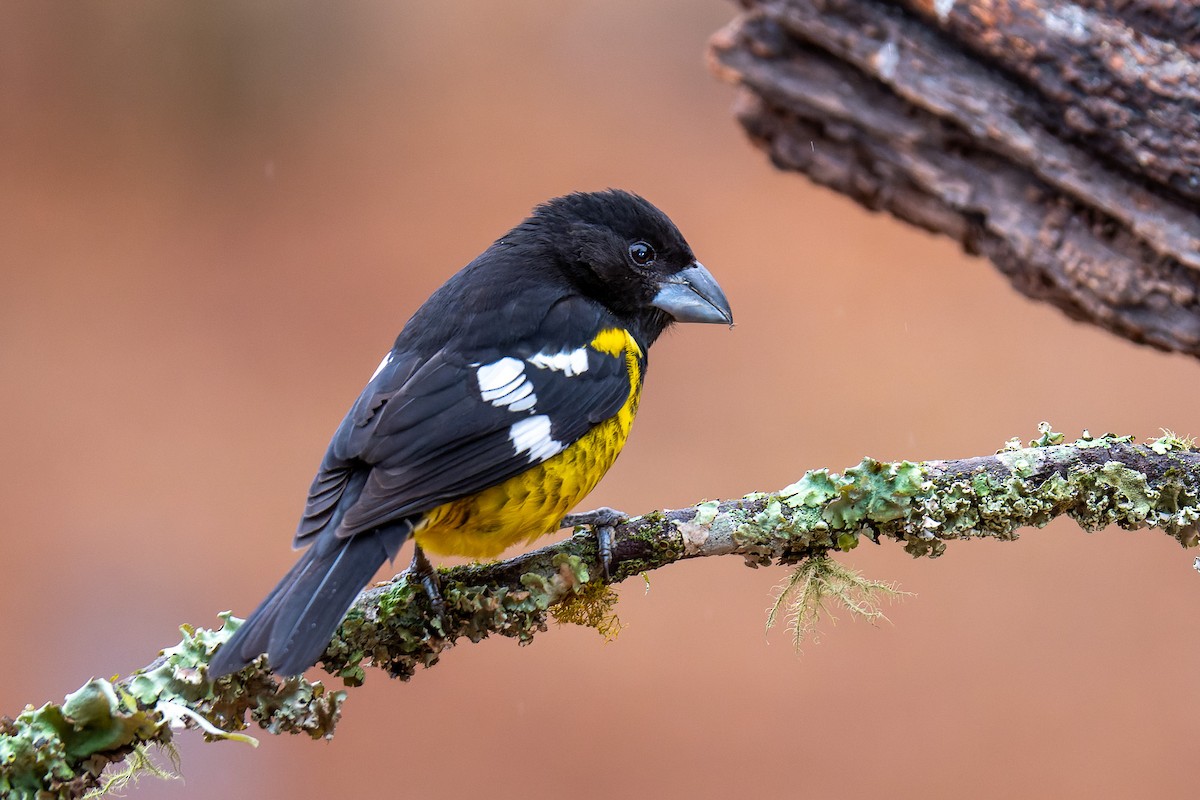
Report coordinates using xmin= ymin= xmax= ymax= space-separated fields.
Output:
xmin=295 ymin=297 xmax=636 ymax=544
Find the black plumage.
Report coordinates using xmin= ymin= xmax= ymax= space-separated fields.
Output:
xmin=209 ymin=190 xmax=732 ymax=677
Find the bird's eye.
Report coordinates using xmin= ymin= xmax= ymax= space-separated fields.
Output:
xmin=628 ymin=241 xmax=656 ymax=267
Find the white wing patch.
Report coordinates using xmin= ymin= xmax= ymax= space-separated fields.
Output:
xmin=508 ymin=414 xmax=562 ymax=462
xmin=477 ymin=357 xmax=523 ymax=391
xmin=477 ymin=357 xmax=538 ymax=412
xmin=527 ymin=347 xmax=589 ymax=377
xmin=477 ymin=347 xmax=588 ymax=415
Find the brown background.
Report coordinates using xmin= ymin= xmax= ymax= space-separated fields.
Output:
xmin=3 ymin=3 xmax=1197 ymax=798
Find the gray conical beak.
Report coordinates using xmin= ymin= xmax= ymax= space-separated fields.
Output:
xmin=651 ymin=262 xmax=733 ymax=325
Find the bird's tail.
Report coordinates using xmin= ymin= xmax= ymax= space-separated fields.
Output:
xmin=208 ymin=525 xmax=409 ymax=678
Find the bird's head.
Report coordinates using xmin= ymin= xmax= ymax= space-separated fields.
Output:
xmin=530 ymin=189 xmax=733 ymax=346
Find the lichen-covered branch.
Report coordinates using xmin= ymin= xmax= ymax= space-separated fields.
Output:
xmin=5 ymin=428 xmax=1200 ymax=798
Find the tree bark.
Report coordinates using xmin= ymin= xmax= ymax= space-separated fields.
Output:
xmin=709 ymin=0 xmax=1200 ymax=357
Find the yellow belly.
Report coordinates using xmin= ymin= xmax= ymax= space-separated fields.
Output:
xmin=413 ymin=328 xmax=642 ymax=559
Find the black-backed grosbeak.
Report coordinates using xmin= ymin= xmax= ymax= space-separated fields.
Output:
xmin=209 ymin=189 xmax=732 ymax=677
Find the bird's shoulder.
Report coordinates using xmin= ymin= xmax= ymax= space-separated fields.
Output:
xmin=347 ymin=290 xmax=635 ymax=456
xmin=297 ymin=288 xmax=642 ymax=541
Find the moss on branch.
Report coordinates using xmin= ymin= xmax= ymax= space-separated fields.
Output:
xmin=5 ymin=426 xmax=1199 ymax=798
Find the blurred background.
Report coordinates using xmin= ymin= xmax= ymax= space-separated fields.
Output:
xmin=3 ymin=2 xmax=1198 ymax=798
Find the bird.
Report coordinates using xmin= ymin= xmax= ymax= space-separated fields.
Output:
xmin=207 ymin=189 xmax=733 ymax=677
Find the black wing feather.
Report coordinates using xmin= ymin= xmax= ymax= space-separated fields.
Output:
xmin=337 ymin=341 xmax=630 ymax=536
xmin=297 ymin=296 xmax=634 ymax=545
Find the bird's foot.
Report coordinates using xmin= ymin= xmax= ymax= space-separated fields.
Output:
xmin=407 ymin=546 xmax=448 ymax=627
xmin=559 ymin=506 xmax=627 ymax=580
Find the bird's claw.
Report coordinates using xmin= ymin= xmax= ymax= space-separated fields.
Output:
xmin=560 ymin=506 xmax=627 ymax=529
xmin=560 ymin=506 xmax=626 ymax=580
xmin=408 ymin=546 xmax=448 ymax=626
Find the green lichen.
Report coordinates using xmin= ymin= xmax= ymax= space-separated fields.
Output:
xmin=323 ymin=557 xmax=594 ymax=683
xmin=764 ymin=459 xmax=928 ymax=556
xmin=1029 ymin=421 xmax=1065 ymax=448
xmin=0 ymin=616 xmax=345 ymax=799
xmin=780 ymin=470 xmax=840 ymax=508
xmin=915 ymin=436 xmax=1200 ymax=552
xmin=731 ymin=496 xmax=826 ymax=566
xmin=995 ymin=448 xmax=1040 ymax=478
xmin=0 ymin=679 xmax=165 ymax=799
xmin=691 ymin=500 xmax=721 ymax=527
xmin=1073 ymin=430 xmax=1134 ymax=449
xmin=125 ymin=618 xmax=343 ymax=741
xmin=1149 ymin=429 xmax=1196 ymax=454
xmin=1068 ymin=462 xmax=1156 ymax=531
xmin=611 ymin=512 xmax=684 ymax=578
xmin=127 ymin=621 xmax=232 ymax=709
xmin=743 ymin=427 xmax=1200 ymax=567
xmin=780 ymin=460 xmax=926 ymax=529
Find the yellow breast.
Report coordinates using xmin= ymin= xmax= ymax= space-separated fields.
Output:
xmin=414 ymin=328 xmax=643 ymax=559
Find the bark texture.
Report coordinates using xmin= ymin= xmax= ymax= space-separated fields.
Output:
xmin=709 ymin=0 xmax=1200 ymax=357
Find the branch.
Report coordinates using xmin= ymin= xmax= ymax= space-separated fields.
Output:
xmin=708 ymin=0 xmax=1200 ymax=358
xmin=5 ymin=428 xmax=1200 ymax=798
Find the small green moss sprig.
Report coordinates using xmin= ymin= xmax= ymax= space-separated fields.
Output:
xmin=552 ymin=581 xmax=623 ymax=640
